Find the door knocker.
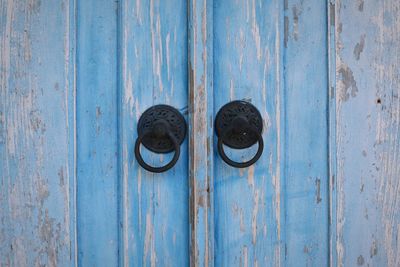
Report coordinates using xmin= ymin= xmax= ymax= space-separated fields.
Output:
xmin=135 ymin=105 xmax=187 ymax=173
xmin=215 ymin=100 xmax=264 ymax=168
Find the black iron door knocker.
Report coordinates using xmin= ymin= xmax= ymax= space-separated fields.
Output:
xmin=215 ymin=100 xmax=264 ymax=168
xmin=135 ymin=105 xmax=187 ymax=173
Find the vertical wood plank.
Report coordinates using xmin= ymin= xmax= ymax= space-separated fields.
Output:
xmin=120 ymin=0 xmax=189 ymax=266
xmin=188 ymin=0 xmax=214 ymax=266
xmin=284 ymin=0 xmax=329 ymax=265
xmin=334 ymin=0 xmax=400 ymax=266
xmin=213 ymin=0 xmax=329 ymax=266
xmin=76 ymin=0 xmax=119 ymax=265
xmin=213 ymin=1 xmax=283 ymax=266
xmin=0 ymin=0 xmax=76 ymax=266
xmin=328 ymin=0 xmax=338 ymax=266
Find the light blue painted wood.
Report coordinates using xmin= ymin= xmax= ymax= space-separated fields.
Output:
xmin=120 ymin=0 xmax=189 ymax=266
xmin=2 ymin=0 xmax=399 ymax=266
xmin=0 ymin=0 xmax=76 ymax=266
xmin=334 ymin=0 xmax=400 ymax=266
xmin=328 ymin=1 xmax=338 ymax=266
xmin=213 ymin=1 xmax=283 ymax=266
xmin=213 ymin=0 xmax=329 ymax=266
xmin=76 ymin=0 xmax=119 ymax=265
xmin=284 ymin=0 xmax=329 ymax=266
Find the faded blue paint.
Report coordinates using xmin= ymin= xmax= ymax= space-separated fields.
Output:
xmin=0 ymin=0 xmax=76 ymax=266
xmin=1 ymin=0 xmax=400 ymax=266
xmin=284 ymin=1 xmax=329 ymax=266
xmin=213 ymin=0 xmax=282 ymax=266
xmin=334 ymin=0 xmax=400 ymax=266
xmin=76 ymin=0 xmax=119 ymax=265
xmin=213 ymin=0 xmax=329 ymax=266
xmin=120 ymin=0 xmax=189 ymax=266
xmin=328 ymin=1 xmax=338 ymax=266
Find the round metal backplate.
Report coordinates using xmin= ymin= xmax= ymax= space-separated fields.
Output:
xmin=215 ymin=100 xmax=263 ymax=149
xmin=137 ymin=105 xmax=186 ymax=153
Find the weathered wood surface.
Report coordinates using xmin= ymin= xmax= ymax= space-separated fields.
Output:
xmin=333 ymin=0 xmax=400 ymax=266
xmin=213 ymin=1 xmax=282 ymax=265
xmin=76 ymin=0 xmax=119 ymax=265
xmin=120 ymin=0 xmax=190 ymax=266
xmin=0 ymin=0 xmax=76 ymax=266
xmin=1 ymin=0 xmax=400 ymax=266
xmin=213 ymin=0 xmax=329 ymax=266
xmin=284 ymin=0 xmax=329 ymax=266
xmin=188 ymin=0 xmax=214 ymax=266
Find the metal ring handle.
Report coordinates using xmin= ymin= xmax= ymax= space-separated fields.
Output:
xmin=217 ymin=124 xmax=264 ymax=168
xmin=135 ymin=130 xmax=180 ymax=173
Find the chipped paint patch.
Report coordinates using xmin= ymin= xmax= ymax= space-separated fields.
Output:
xmin=251 ymin=0 xmax=261 ymax=60
xmin=357 ymin=255 xmax=365 ymax=265
xmin=357 ymin=0 xmax=364 ymax=12
xmin=337 ymin=64 xmax=358 ymax=101
xmin=315 ymin=178 xmax=322 ymax=204
xmin=292 ymin=5 xmax=303 ymax=41
xmin=247 ymin=165 xmax=255 ymax=187
xmin=251 ymin=190 xmax=260 ymax=245
xmin=353 ymin=34 xmax=366 ymax=60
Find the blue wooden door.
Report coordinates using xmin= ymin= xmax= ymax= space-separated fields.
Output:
xmin=1 ymin=0 xmax=400 ymax=267
xmin=212 ymin=0 xmax=329 ymax=265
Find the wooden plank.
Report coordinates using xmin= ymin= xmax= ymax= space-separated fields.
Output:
xmin=213 ymin=1 xmax=329 ymax=266
xmin=0 ymin=0 xmax=76 ymax=266
xmin=334 ymin=0 xmax=400 ymax=266
xmin=284 ymin=0 xmax=329 ymax=265
xmin=213 ymin=1 xmax=283 ymax=266
xmin=188 ymin=0 xmax=214 ymax=266
xmin=75 ymin=0 xmax=119 ymax=265
xmin=119 ymin=0 xmax=189 ymax=266
xmin=328 ymin=0 xmax=338 ymax=266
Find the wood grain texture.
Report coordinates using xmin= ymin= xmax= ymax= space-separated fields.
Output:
xmin=76 ymin=0 xmax=119 ymax=265
xmin=334 ymin=0 xmax=400 ymax=266
xmin=328 ymin=0 xmax=338 ymax=266
xmin=120 ymin=0 xmax=189 ymax=266
xmin=0 ymin=0 xmax=76 ymax=266
xmin=213 ymin=0 xmax=329 ymax=266
xmin=188 ymin=0 xmax=214 ymax=266
xmin=213 ymin=1 xmax=283 ymax=265
xmin=2 ymin=0 xmax=400 ymax=266
xmin=284 ymin=0 xmax=329 ymax=266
